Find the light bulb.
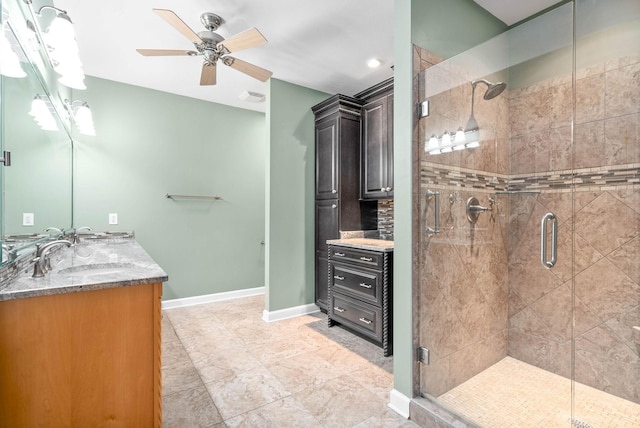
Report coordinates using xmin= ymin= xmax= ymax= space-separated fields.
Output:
xmin=426 ymin=135 xmax=439 ymax=153
xmin=440 ymin=131 xmax=452 ymax=153
xmin=0 ymin=28 xmax=26 ymax=78
xmin=74 ymin=103 xmax=95 ymax=135
xmin=453 ymin=128 xmax=466 ymax=150
xmin=29 ymin=96 xmax=58 ymax=131
xmin=45 ymin=13 xmax=75 ymax=48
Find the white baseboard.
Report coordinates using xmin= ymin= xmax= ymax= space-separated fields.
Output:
xmin=162 ymin=286 xmax=265 ymax=310
xmin=388 ymin=389 xmax=411 ymax=419
xmin=262 ymin=303 xmax=320 ymax=323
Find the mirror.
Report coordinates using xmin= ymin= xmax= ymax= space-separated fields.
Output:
xmin=1 ymin=0 xmax=74 ymax=264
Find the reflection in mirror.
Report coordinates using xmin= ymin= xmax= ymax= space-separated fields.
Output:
xmin=1 ymin=0 xmax=73 ymax=265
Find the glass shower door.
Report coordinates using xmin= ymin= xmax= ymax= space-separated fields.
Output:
xmin=414 ymin=1 xmax=640 ymax=426
xmin=414 ymin=3 xmax=578 ymax=426
xmin=571 ymin=0 xmax=640 ymax=425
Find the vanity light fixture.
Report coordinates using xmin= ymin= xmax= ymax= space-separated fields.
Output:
xmin=64 ymin=99 xmax=95 ymax=136
xmin=23 ymin=0 xmax=86 ymax=89
xmin=29 ymin=94 xmax=58 ymax=131
xmin=423 ymin=79 xmax=505 ymax=156
xmin=423 ymin=126 xmax=481 ymax=155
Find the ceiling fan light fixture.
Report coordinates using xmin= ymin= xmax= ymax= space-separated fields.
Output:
xmin=239 ymin=90 xmax=265 ymax=103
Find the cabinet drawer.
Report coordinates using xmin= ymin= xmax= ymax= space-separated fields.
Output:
xmin=329 ymin=246 xmax=383 ymax=269
xmin=329 ymin=294 xmax=382 ymax=342
xmin=330 ymin=263 xmax=381 ymax=306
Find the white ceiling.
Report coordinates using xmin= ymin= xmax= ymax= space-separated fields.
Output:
xmin=53 ymin=0 xmax=557 ymax=113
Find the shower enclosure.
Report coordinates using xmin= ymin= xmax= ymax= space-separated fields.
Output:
xmin=413 ymin=1 xmax=639 ymax=426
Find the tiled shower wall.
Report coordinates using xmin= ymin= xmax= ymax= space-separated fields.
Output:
xmin=415 ymin=46 xmax=511 ymax=397
xmin=414 ymin=41 xmax=639 ymax=403
xmin=507 ymin=56 xmax=640 ymax=403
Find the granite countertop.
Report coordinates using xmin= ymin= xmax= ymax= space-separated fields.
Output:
xmin=327 ymin=238 xmax=394 ymax=252
xmin=0 ymin=237 xmax=168 ymax=301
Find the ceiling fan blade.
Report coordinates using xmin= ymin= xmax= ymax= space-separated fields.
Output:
xmin=219 ymin=27 xmax=267 ymax=53
xmin=153 ymin=8 xmax=202 ymax=44
xmin=200 ymin=63 xmax=217 ymax=86
xmin=223 ymin=57 xmax=272 ymax=82
xmin=136 ymin=49 xmax=197 ymax=56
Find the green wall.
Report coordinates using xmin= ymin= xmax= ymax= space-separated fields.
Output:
xmin=393 ymin=0 xmax=414 ymax=400
xmin=2 ymin=73 xmax=72 ymax=235
xmin=72 ymin=76 xmax=266 ymax=301
xmin=411 ymin=0 xmax=506 ymax=59
xmin=265 ymin=78 xmax=329 ymax=312
xmin=392 ymin=0 xmax=507 ymax=400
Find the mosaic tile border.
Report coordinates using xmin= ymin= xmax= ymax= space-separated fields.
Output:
xmin=420 ymin=162 xmax=640 ymax=193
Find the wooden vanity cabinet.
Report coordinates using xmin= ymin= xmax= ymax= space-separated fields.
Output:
xmin=0 ymin=283 xmax=162 ymax=428
xmin=312 ymin=95 xmax=377 ymax=311
xmin=328 ymin=244 xmax=393 ymax=356
xmin=356 ymin=78 xmax=394 ymax=200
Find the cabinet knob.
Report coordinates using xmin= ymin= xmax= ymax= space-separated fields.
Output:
xmin=359 ymin=317 xmax=373 ymax=325
xmin=331 ymin=204 xmax=337 ymax=209
xmin=386 ymin=187 xmax=392 ymax=192
xmin=332 ymin=189 xmax=337 ymax=194
xmin=334 ymin=306 xmax=345 ymax=313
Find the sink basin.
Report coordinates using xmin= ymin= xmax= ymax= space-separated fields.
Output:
xmin=58 ymin=262 xmax=138 ymax=277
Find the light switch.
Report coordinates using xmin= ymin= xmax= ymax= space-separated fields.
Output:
xmin=23 ymin=213 xmax=34 ymax=226
xmin=108 ymin=213 xmax=118 ymax=225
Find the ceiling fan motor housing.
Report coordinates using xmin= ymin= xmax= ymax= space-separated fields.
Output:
xmin=196 ymin=31 xmax=225 ymax=64
xmin=200 ymin=12 xmax=222 ymax=31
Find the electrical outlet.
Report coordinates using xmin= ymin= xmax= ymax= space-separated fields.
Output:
xmin=108 ymin=213 xmax=118 ymax=225
xmin=23 ymin=213 xmax=34 ymax=226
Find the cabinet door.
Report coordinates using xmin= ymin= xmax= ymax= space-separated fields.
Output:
xmin=361 ymin=95 xmax=393 ymax=200
xmin=315 ymin=199 xmax=339 ymax=252
xmin=315 ymin=200 xmax=339 ymax=310
xmin=385 ymin=94 xmax=394 ymax=198
xmin=315 ymin=117 xmax=339 ymax=199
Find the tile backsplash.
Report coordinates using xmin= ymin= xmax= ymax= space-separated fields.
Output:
xmin=377 ymin=199 xmax=394 ymax=240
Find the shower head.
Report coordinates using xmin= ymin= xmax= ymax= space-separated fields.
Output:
xmin=472 ymin=79 xmax=507 ymax=100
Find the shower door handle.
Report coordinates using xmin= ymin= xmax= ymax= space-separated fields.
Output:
xmin=540 ymin=212 xmax=558 ymax=269
xmin=426 ymin=190 xmax=440 ymax=236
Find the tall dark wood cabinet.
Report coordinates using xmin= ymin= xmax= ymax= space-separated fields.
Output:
xmin=356 ymin=78 xmax=394 ymax=200
xmin=312 ymin=95 xmax=377 ymax=311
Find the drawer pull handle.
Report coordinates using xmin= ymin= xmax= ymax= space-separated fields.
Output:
xmin=334 ymin=252 xmax=345 ymax=257
xmin=360 ymin=257 xmax=373 ymax=262
xmin=359 ymin=282 xmax=372 ymax=289
xmin=359 ymin=317 xmax=373 ymax=325
xmin=333 ymin=275 xmax=345 ymax=281
xmin=334 ymin=306 xmax=345 ymax=313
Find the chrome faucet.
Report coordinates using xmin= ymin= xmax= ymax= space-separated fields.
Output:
xmin=32 ymin=239 xmax=72 ymax=278
xmin=2 ymin=243 xmax=16 ymax=264
xmin=72 ymin=226 xmax=93 ymax=244
xmin=44 ymin=227 xmax=64 ymax=235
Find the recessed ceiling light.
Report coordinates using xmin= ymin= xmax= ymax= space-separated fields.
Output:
xmin=367 ymin=58 xmax=382 ymax=68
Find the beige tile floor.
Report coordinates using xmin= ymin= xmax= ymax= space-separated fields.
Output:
xmin=162 ymin=295 xmax=417 ymax=427
xmin=438 ymin=357 xmax=640 ymax=428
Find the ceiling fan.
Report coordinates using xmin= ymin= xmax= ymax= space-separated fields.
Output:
xmin=137 ymin=9 xmax=273 ymax=86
